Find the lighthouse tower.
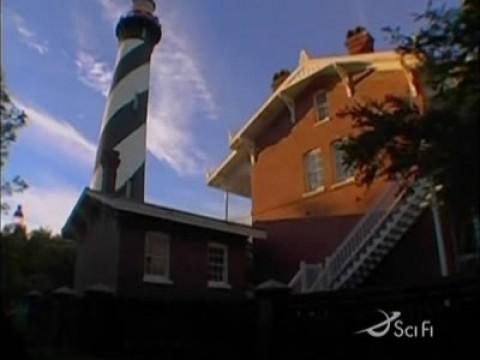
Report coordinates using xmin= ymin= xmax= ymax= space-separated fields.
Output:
xmin=91 ymin=0 xmax=161 ymax=202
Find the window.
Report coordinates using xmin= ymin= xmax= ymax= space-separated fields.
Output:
xmin=332 ymin=141 xmax=354 ymax=182
xmin=313 ymin=91 xmax=330 ymax=123
xmin=144 ymin=231 xmax=170 ymax=283
xmin=207 ymin=243 xmax=229 ymax=287
xmin=304 ymin=149 xmax=325 ymax=192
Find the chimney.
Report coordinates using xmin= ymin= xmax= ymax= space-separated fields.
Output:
xmin=271 ymin=69 xmax=291 ymax=91
xmin=345 ymin=26 xmax=374 ymax=55
xmin=100 ymin=150 xmax=121 ymax=194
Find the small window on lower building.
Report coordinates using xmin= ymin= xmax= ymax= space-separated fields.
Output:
xmin=207 ymin=243 xmax=228 ymax=287
xmin=332 ymin=141 xmax=354 ymax=183
xmin=144 ymin=231 xmax=170 ymax=282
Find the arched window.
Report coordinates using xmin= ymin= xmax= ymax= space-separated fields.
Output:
xmin=332 ymin=141 xmax=353 ymax=182
xmin=304 ymin=148 xmax=325 ymax=192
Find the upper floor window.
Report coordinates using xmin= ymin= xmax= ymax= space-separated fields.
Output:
xmin=313 ymin=90 xmax=330 ymax=123
xmin=332 ymin=141 xmax=354 ymax=183
xmin=207 ymin=243 xmax=229 ymax=287
xmin=144 ymin=231 xmax=171 ymax=283
xmin=304 ymin=149 xmax=325 ymax=192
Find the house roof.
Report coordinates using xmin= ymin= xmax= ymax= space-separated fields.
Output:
xmin=207 ymin=50 xmax=420 ymax=197
xmin=62 ymin=188 xmax=266 ymax=239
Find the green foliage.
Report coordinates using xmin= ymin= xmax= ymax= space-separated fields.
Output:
xmin=1 ymin=226 xmax=76 ymax=305
xmin=339 ymin=1 xmax=479 ymax=225
xmin=1 ymin=70 xmax=28 ymax=213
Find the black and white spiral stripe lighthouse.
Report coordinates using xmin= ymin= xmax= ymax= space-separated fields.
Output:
xmin=91 ymin=0 xmax=161 ymax=201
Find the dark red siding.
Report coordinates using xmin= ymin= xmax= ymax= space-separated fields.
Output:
xmin=116 ymin=212 xmax=249 ymax=299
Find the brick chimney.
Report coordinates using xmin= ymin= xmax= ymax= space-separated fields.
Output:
xmin=345 ymin=26 xmax=374 ymax=55
xmin=271 ymin=69 xmax=291 ymax=91
xmin=100 ymin=150 xmax=120 ymax=194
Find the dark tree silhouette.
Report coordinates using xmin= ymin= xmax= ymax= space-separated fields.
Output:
xmin=1 ymin=70 xmax=28 ymax=213
xmin=339 ymin=1 xmax=480 ymax=243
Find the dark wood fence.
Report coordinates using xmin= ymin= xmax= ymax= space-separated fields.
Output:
xmin=19 ymin=275 xmax=480 ymax=359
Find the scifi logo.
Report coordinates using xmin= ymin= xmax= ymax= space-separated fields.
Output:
xmin=355 ymin=309 xmax=433 ymax=338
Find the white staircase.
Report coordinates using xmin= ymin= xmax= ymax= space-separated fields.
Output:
xmin=289 ymin=180 xmax=432 ymax=292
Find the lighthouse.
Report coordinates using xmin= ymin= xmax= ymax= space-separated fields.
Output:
xmin=91 ymin=0 xmax=161 ymax=201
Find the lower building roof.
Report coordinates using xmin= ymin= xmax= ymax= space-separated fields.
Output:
xmin=62 ymin=188 xmax=266 ymax=239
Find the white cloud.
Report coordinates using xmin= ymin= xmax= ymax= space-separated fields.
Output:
xmin=75 ymin=50 xmax=113 ymax=97
xmin=95 ymin=0 xmax=220 ymax=175
xmin=1 ymin=184 xmax=81 ymax=234
xmin=1 ymin=101 xmax=93 ymax=234
xmin=10 ymin=11 xmax=49 ymax=55
xmin=15 ymin=99 xmax=96 ymax=166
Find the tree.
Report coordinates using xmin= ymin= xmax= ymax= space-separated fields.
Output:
xmin=1 ymin=70 xmax=28 ymax=213
xmin=1 ymin=226 xmax=76 ymax=307
xmin=339 ymin=0 xmax=479 ymax=244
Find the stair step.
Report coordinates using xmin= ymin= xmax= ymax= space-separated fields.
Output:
xmin=375 ymin=244 xmax=393 ymax=253
xmin=388 ymin=227 xmax=406 ymax=236
xmin=397 ymin=219 xmax=413 ymax=228
xmin=379 ymin=230 xmax=402 ymax=241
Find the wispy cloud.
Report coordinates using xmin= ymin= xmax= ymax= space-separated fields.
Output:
xmin=10 ymin=11 xmax=49 ymax=55
xmin=15 ymin=99 xmax=96 ymax=166
xmin=97 ymin=0 xmax=220 ymax=175
xmin=75 ymin=50 xmax=113 ymax=97
xmin=1 ymin=184 xmax=82 ymax=234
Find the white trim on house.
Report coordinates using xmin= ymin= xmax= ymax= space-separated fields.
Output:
xmin=330 ymin=177 xmax=355 ymax=190
xmin=143 ymin=274 xmax=174 ymax=285
xmin=207 ymin=281 xmax=232 ymax=289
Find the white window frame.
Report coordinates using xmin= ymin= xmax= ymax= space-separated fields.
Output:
xmin=331 ymin=140 xmax=354 ymax=185
xmin=313 ymin=90 xmax=330 ymax=124
xmin=143 ymin=231 xmax=173 ymax=285
xmin=303 ymin=148 xmax=325 ymax=194
xmin=207 ymin=242 xmax=230 ymax=289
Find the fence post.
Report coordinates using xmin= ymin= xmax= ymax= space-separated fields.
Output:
xmin=324 ymin=256 xmax=331 ymax=289
xmin=52 ymin=287 xmax=78 ymax=351
xmin=83 ymin=285 xmax=117 ymax=356
xmin=255 ymin=280 xmax=291 ymax=359
xmin=25 ymin=290 xmax=47 ymax=346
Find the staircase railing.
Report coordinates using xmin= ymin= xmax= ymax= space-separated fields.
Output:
xmin=312 ymin=179 xmax=430 ymax=291
xmin=289 ymin=179 xmax=432 ymax=292
xmin=322 ymin=181 xmax=407 ymax=289
xmin=289 ymin=182 xmax=402 ymax=292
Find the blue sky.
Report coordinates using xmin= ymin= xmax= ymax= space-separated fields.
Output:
xmin=2 ymin=0 xmax=458 ymax=232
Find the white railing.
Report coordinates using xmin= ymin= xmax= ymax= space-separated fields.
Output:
xmin=289 ymin=179 xmax=431 ymax=292
xmin=317 ymin=182 xmax=404 ymax=289
xmin=288 ymin=261 xmax=323 ymax=292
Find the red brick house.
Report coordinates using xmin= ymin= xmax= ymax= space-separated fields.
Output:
xmin=207 ymin=28 xmax=462 ymax=291
xmin=63 ymin=189 xmax=265 ymax=299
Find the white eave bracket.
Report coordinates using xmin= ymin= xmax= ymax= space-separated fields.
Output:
xmin=278 ymin=92 xmax=296 ymax=124
xmin=333 ymin=62 xmax=354 ymax=98
xmin=240 ymin=138 xmax=257 ymax=164
xmin=400 ymin=54 xmax=420 ymax=97
xmin=401 ymin=66 xmax=419 ymax=97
